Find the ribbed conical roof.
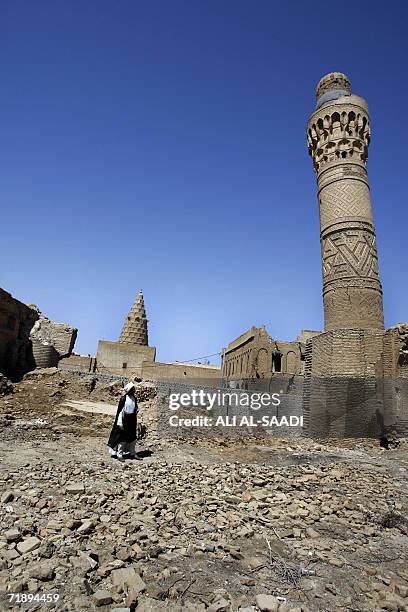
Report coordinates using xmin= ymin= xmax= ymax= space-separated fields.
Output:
xmin=119 ymin=291 xmax=148 ymax=346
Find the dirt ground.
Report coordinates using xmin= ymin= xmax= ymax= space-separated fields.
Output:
xmin=0 ymin=369 xmax=408 ymax=612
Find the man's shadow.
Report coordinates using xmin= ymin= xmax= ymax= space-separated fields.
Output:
xmin=134 ymin=450 xmax=153 ymax=459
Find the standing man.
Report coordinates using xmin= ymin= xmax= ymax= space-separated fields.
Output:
xmin=108 ymin=382 xmax=139 ymax=460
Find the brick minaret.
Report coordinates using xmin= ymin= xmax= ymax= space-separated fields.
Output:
xmin=119 ymin=291 xmax=148 ymax=345
xmin=307 ymin=72 xmax=384 ymax=331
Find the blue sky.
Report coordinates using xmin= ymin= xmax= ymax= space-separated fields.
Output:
xmin=1 ymin=1 xmax=407 ymax=363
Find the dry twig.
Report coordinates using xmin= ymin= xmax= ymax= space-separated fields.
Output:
xmin=264 ymin=534 xmax=316 ymax=588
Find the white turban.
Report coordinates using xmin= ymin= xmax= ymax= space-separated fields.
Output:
xmin=124 ymin=382 xmax=135 ymax=394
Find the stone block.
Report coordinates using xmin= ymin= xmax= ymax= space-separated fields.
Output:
xmin=16 ymin=537 xmax=41 ymax=555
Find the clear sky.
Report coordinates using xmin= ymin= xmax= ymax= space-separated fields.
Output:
xmin=2 ymin=1 xmax=407 ymax=364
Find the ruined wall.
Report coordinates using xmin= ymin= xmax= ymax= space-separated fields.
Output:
xmin=0 ymin=288 xmax=77 ymax=379
xmin=28 ymin=308 xmax=77 ymax=369
xmin=0 ymin=288 xmax=38 ymax=380
xmin=30 ymin=310 xmax=77 ymax=357
xmin=223 ymin=326 xmax=310 ymax=381
xmin=222 ymin=327 xmax=306 ymax=435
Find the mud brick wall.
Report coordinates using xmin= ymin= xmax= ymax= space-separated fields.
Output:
xmin=0 ymin=288 xmax=38 ymax=380
xmin=96 ymin=340 xmax=156 ymax=377
xmin=232 ymin=374 xmax=304 ymax=435
xmin=380 ymin=327 xmax=408 ymax=437
xmin=30 ymin=313 xmax=77 ymax=357
xmin=141 ymin=361 xmax=220 ymax=382
xmin=223 ymin=326 xmax=308 ymax=381
xmin=303 ymin=329 xmax=385 ymax=437
xmin=59 ymin=354 xmax=97 ymax=373
xmin=154 ymin=376 xmax=303 ymax=439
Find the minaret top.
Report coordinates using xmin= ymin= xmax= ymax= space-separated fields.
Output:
xmin=315 ymin=72 xmax=351 ymax=109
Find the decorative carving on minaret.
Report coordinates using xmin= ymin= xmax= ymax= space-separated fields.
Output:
xmin=307 ymin=108 xmax=371 ymax=172
xmin=307 ymin=72 xmax=384 ymax=331
xmin=119 ymin=291 xmax=149 ymax=346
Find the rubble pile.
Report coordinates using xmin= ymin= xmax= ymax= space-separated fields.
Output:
xmin=0 ymin=371 xmax=407 ymax=611
xmin=0 ymin=369 xmax=157 ymax=438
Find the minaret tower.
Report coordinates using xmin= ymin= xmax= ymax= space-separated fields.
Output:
xmin=307 ymin=72 xmax=384 ymax=331
xmin=119 ymin=291 xmax=149 ymax=346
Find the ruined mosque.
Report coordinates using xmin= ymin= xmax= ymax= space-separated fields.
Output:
xmin=1 ymin=72 xmax=407 ymax=437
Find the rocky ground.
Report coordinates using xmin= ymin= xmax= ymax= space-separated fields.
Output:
xmin=0 ymin=369 xmax=408 ymax=611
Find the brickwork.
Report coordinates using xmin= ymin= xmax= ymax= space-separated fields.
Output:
xmin=30 ymin=309 xmax=77 ymax=362
xmin=301 ymin=73 xmax=402 ymax=438
xmin=302 ymin=329 xmax=384 ymax=437
xmin=59 ymin=354 xmax=97 ymax=373
xmin=31 ymin=339 xmax=60 ymax=368
xmin=96 ymin=340 xmax=156 ymax=377
xmin=0 ymin=288 xmax=38 ymax=379
xmin=303 ymin=326 xmax=408 ymax=438
xmin=380 ymin=326 xmax=408 ymax=437
xmin=119 ymin=291 xmax=148 ymax=345
xmin=154 ymin=375 xmax=303 ymax=439
xmin=307 ymin=73 xmax=384 ymax=331
xmin=0 ymin=288 xmax=77 ymax=380
xmin=222 ymin=326 xmax=320 ymax=382
xmin=97 ymin=291 xmax=158 ymax=377
xmin=141 ymin=361 xmax=220 ymax=382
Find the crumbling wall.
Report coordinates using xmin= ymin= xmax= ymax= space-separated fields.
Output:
xmin=0 ymin=288 xmax=38 ymax=380
xmin=0 ymin=287 xmax=77 ymax=380
xmin=223 ymin=326 xmax=309 ymax=381
xmin=30 ymin=308 xmax=77 ymax=361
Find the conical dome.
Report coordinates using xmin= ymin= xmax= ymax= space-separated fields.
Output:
xmin=119 ymin=291 xmax=148 ymax=346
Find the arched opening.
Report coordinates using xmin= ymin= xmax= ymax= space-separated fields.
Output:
xmin=272 ymin=349 xmax=282 ymax=373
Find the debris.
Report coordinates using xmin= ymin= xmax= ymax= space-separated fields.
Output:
xmin=16 ymin=537 xmax=41 ymax=555
xmin=0 ymin=370 xmax=407 ymax=611
xmin=1 ymin=490 xmax=14 ymax=503
xmin=92 ymin=589 xmax=113 ymax=606
xmin=255 ymin=594 xmax=280 ymax=611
